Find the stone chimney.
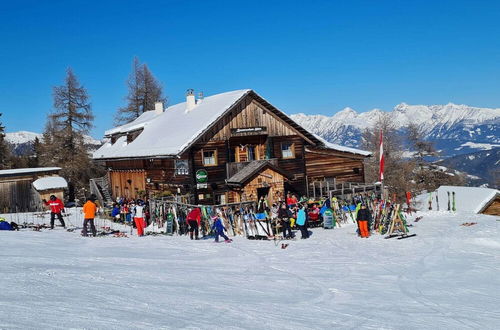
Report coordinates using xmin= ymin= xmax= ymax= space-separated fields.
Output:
xmin=186 ymin=89 xmax=196 ymax=112
xmin=154 ymin=102 xmax=164 ymax=114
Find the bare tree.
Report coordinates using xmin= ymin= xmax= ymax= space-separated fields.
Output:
xmin=115 ymin=57 xmax=166 ymax=125
xmin=362 ymin=112 xmax=414 ymax=201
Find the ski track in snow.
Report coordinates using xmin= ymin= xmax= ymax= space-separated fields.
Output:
xmin=0 ymin=211 xmax=499 ymax=329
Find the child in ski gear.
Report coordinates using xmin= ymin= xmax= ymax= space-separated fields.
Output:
xmin=211 ymin=216 xmax=231 ymax=243
xmin=82 ymin=196 xmax=97 ymax=237
xmin=43 ymin=195 xmax=66 ymax=229
xmin=187 ymin=207 xmax=201 ymax=240
xmin=296 ymin=204 xmax=309 ymax=239
xmin=133 ymin=200 xmax=146 ymax=236
xmin=356 ymin=204 xmax=372 ymax=238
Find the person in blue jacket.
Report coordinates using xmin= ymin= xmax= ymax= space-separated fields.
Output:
xmin=296 ymin=203 xmax=309 ymax=239
xmin=110 ymin=203 xmax=121 ymax=220
xmin=211 ymin=216 xmax=232 ymax=243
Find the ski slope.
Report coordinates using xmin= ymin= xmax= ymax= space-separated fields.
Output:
xmin=1 ymin=210 xmax=499 ymax=329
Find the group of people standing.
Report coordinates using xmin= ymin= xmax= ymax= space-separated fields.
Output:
xmin=272 ymin=200 xmax=311 ymax=239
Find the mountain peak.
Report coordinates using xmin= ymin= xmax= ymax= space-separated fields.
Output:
xmin=333 ymin=107 xmax=357 ymax=120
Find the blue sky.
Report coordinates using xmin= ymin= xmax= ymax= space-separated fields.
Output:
xmin=1 ymin=0 xmax=499 ymax=138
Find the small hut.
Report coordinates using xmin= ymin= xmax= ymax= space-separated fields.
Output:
xmin=32 ymin=176 xmax=68 ymax=202
xmin=0 ymin=167 xmax=62 ymax=212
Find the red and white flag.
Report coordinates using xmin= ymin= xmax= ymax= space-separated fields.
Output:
xmin=379 ymin=130 xmax=384 ymax=181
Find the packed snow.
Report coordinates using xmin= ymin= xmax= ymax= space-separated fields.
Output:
xmin=416 ymin=185 xmax=499 ymax=213
xmin=1 ymin=209 xmax=499 ymax=329
xmin=32 ymin=176 xmax=68 ymax=190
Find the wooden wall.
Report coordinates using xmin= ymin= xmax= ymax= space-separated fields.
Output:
xmin=482 ymin=197 xmax=500 ymax=216
xmin=305 ymin=149 xmax=365 ymax=183
xmin=106 ymin=158 xmax=193 ymax=198
xmin=199 ymin=95 xmax=311 ymax=143
xmin=0 ymin=179 xmax=35 ymax=213
xmin=109 ymin=170 xmax=146 ymax=199
xmin=230 ymin=168 xmax=285 ymax=205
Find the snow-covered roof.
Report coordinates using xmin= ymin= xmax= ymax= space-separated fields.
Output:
xmin=94 ymin=90 xmax=252 ymax=159
xmin=32 ymin=176 xmax=68 ymax=191
xmin=311 ymin=134 xmax=371 ymax=156
xmin=416 ymin=186 xmax=499 ymax=214
xmin=0 ymin=167 xmax=61 ymax=177
xmin=93 ymin=89 xmax=369 ymax=160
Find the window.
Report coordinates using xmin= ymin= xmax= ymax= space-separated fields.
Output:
xmin=175 ymin=160 xmax=189 ymax=175
xmin=202 ymin=149 xmax=217 ymax=166
xmin=247 ymin=146 xmax=256 ymax=161
xmin=281 ymin=142 xmax=294 ymax=159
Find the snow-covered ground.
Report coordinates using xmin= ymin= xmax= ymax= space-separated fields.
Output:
xmin=1 ymin=210 xmax=499 ymax=329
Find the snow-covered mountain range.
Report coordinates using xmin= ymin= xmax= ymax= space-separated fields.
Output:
xmin=291 ymin=102 xmax=500 ymax=156
xmin=5 ymin=131 xmax=102 ymax=155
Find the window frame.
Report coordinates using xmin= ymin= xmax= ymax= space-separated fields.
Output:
xmin=280 ymin=142 xmax=295 ymax=159
xmin=174 ymin=159 xmax=190 ymax=176
xmin=202 ymin=149 xmax=218 ymax=166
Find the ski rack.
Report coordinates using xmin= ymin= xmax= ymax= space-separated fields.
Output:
xmin=148 ymin=198 xmax=258 ymax=237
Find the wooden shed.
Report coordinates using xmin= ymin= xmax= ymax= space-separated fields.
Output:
xmin=0 ymin=167 xmax=62 ymax=212
xmin=479 ymin=193 xmax=500 ymax=216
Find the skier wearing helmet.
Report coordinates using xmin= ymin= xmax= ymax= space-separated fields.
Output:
xmin=42 ymin=195 xmax=66 ymax=229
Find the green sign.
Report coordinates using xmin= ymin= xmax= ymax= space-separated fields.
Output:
xmin=196 ymin=169 xmax=208 ymax=183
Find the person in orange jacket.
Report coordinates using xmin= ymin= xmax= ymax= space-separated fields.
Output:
xmin=43 ymin=195 xmax=66 ymax=229
xmin=82 ymin=195 xmax=97 ymax=237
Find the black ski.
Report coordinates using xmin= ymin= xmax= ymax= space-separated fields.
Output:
xmin=397 ymin=234 xmax=417 ymax=240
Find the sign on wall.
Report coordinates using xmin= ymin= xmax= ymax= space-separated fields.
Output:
xmin=196 ymin=169 xmax=208 ymax=183
xmin=230 ymin=127 xmax=267 ymax=135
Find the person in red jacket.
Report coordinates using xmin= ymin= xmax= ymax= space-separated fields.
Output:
xmin=187 ymin=207 xmax=201 ymax=240
xmin=43 ymin=195 xmax=66 ymax=229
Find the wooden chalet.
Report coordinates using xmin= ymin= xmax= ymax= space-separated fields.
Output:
xmin=93 ymin=89 xmax=371 ymax=205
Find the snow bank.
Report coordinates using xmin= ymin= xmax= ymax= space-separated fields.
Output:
xmin=415 ymin=185 xmax=499 ymax=213
xmin=32 ymin=176 xmax=68 ymax=190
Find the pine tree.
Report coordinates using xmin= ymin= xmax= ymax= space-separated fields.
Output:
xmin=41 ymin=68 xmax=97 ymax=201
xmin=0 ymin=113 xmax=12 ymax=169
xmin=115 ymin=57 xmax=166 ymax=125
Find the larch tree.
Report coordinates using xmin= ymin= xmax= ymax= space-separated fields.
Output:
xmin=114 ymin=57 xmax=166 ymax=125
xmin=41 ymin=68 xmax=98 ymax=201
xmin=0 ymin=113 xmax=12 ymax=169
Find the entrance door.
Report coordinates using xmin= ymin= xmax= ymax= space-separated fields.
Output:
xmin=257 ymin=187 xmax=270 ymax=200
xmin=257 ymin=187 xmax=271 ymax=211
